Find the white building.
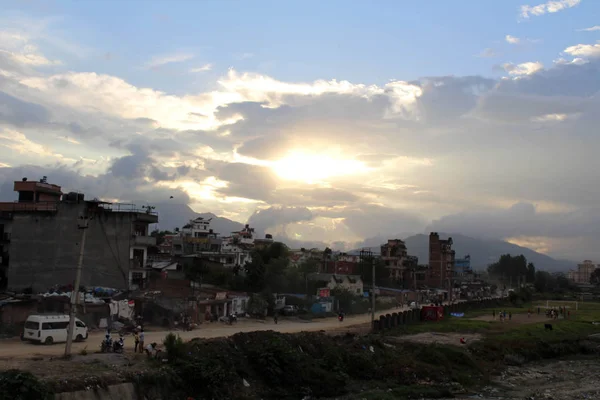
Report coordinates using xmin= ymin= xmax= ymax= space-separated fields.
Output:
xmin=307 ymin=273 xmax=364 ymax=296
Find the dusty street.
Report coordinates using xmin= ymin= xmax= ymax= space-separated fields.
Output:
xmin=0 ymin=310 xmax=393 ymax=359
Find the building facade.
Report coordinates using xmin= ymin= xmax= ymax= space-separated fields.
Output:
xmin=380 ymin=239 xmax=408 ymax=281
xmin=567 ymin=260 xmax=599 ymax=285
xmin=0 ymin=178 xmax=158 ymax=292
xmin=453 ymin=255 xmax=473 ymax=280
xmin=426 ymin=232 xmax=455 ymax=292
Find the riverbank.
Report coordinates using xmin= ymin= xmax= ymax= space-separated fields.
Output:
xmin=2 ymin=300 xmax=599 ymax=399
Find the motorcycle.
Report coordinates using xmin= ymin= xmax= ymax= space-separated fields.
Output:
xmin=112 ymin=338 xmax=124 ymax=354
xmin=100 ymin=337 xmax=113 ymax=353
xmin=338 ymin=313 xmax=344 ymax=322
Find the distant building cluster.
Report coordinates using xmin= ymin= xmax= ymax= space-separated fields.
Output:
xmin=567 ymin=260 xmax=599 ymax=285
xmin=0 ymin=178 xmax=494 ymax=331
xmin=0 ymin=176 xmax=478 ymax=304
xmin=286 ymin=232 xmax=475 ymax=300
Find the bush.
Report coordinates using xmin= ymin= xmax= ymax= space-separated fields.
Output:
xmin=0 ymin=370 xmax=52 ymax=400
xmin=163 ymin=333 xmax=186 ymax=362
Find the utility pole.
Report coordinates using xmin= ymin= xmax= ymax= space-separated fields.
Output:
xmin=371 ymin=253 xmax=375 ymax=328
xmin=65 ymin=213 xmax=90 ymax=357
xmin=361 ymin=249 xmax=375 ymax=329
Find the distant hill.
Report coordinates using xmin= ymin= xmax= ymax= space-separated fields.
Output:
xmin=350 ymin=233 xmax=574 ymax=272
xmin=151 ymin=203 xmax=245 ymax=236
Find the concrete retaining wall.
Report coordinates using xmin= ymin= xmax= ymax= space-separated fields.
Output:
xmin=54 ymin=383 xmax=137 ymax=400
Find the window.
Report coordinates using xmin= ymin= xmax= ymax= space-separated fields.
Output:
xmin=25 ymin=321 xmax=39 ymax=330
xmin=42 ymin=321 xmax=69 ymax=330
xmin=75 ymin=321 xmax=86 ymax=328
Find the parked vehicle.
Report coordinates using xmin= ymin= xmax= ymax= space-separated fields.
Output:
xmin=280 ymin=305 xmax=298 ymax=316
xmin=101 ymin=335 xmax=113 ymax=353
xmin=23 ymin=314 xmax=88 ymax=345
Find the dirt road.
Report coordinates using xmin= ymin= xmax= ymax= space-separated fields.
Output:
xmin=0 ymin=310 xmax=393 ymax=359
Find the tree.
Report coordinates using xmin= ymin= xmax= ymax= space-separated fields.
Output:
xmin=487 ymin=254 xmax=528 ymax=285
xmin=534 ymin=270 xmax=557 ymax=293
xmin=359 ymin=255 xmax=388 ymax=287
xmin=183 ymin=257 xmax=209 ymax=283
xmin=526 ymin=262 xmax=536 ymax=283
xmin=244 ymin=254 xmax=267 ymax=292
xmin=590 ymin=269 xmax=600 ymax=286
xmin=150 ymin=229 xmax=173 ymax=246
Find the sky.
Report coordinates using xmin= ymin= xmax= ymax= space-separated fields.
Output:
xmin=1 ymin=0 xmax=600 ymax=261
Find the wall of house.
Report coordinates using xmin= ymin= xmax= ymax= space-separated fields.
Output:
xmin=8 ymin=203 xmax=135 ymax=292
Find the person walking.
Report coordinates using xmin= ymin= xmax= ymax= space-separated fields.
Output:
xmin=138 ymin=328 xmax=145 ymax=354
xmin=133 ymin=331 xmax=140 ymax=353
xmin=493 ymin=310 xmax=496 ymax=320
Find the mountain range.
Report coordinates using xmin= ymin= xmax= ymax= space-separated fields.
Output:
xmin=349 ymin=233 xmax=573 ymax=273
xmin=152 ymin=203 xmax=574 ymax=272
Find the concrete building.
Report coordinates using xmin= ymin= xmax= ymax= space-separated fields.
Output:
xmin=175 ymin=217 xmax=222 ymax=254
xmin=454 ymin=255 xmax=473 ymax=280
xmin=0 ymin=211 xmax=11 ymax=290
xmin=380 ymin=239 xmax=408 ymax=281
xmin=426 ymin=232 xmax=455 ymax=294
xmin=567 ymin=260 xmax=599 ymax=285
xmin=307 ymin=273 xmax=364 ymax=296
xmin=0 ymin=178 xmax=158 ymax=292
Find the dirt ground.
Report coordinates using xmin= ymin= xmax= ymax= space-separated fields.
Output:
xmin=388 ymin=332 xmax=482 ymax=346
xmin=0 ymin=309 xmax=394 ymax=360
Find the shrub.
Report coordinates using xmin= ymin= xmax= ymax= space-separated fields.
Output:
xmin=0 ymin=370 xmax=52 ymax=400
xmin=163 ymin=333 xmax=186 ymax=362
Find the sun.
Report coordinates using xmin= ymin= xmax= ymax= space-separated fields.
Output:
xmin=273 ymin=151 xmax=367 ymax=183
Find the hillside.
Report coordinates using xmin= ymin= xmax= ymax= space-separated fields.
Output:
xmin=350 ymin=233 xmax=573 ymax=272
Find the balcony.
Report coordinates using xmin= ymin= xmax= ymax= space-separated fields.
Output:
xmin=132 ymin=235 xmax=156 ymax=246
xmin=0 ymin=201 xmax=59 ymax=213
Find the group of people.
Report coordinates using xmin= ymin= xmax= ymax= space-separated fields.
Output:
xmin=132 ymin=327 xmax=161 ymax=358
xmin=492 ymin=310 xmax=512 ymax=322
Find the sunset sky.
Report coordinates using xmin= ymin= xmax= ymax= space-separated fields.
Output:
xmin=1 ymin=0 xmax=600 ymax=260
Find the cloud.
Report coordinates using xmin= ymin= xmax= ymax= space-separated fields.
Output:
xmin=564 ymin=42 xmax=600 ymax=58
xmin=520 ymin=0 xmax=580 ymax=19
xmin=144 ymin=52 xmax=194 ymax=69
xmin=233 ymin=52 xmax=254 ymax=60
xmin=505 ymin=35 xmax=539 ymax=45
xmin=476 ymin=48 xmax=497 ymax=58
xmin=248 ymin=206 xmax=314 ymax=236
xmin=578 ymin=26 xmax=600 ymax=32
xmin=501 ymin=61 xmax=544 ymax=76
xmin=189 ymin=63 xmax=212 ymax=73
xmin=4 ymin=24 xmax=600 ymax=259
xmin=0 ymin=30 xmax=61 ymax=67
xmin=506 ymin=35 xmax=521 ymax=44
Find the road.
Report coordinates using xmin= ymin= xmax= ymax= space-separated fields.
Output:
xmin=1 ymin=297 xmax=486 ymax=359
xmin=0 ymin=309 xmax=392 ymax=359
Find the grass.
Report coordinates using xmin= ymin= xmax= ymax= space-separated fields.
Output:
xmin=393 ymin=317 xmax=493 ymax=335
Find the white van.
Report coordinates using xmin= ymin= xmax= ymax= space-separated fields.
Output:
xmin=23 ymin=314 xmax=88 ymax=345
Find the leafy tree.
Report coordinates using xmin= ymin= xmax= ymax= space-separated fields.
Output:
xmin=487 ymin=254 xmax=528 ymax=285
xmin=534 ymin=270 xmax=551 ymax=293
xmin=247 ymin=293 xmax=269 ymax=317
xmin=150 ymin=229 xmax=174 ymax=246
xmin=245 ymin=254 xmax=267 ymax=292
xmin=526 ymin=262 xmax=536 ymax=283
xmin=183 ymin=257 xmax=209 ymax=283
xmin=359 ymin=255 xmax=388 ymax=287
xmin=590 ymin=269 xmax=600 ymax=286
